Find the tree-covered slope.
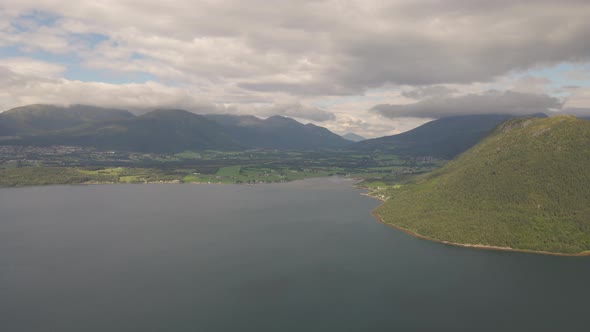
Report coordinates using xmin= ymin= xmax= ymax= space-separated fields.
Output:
xmin=374 ymin=116 xmax=590 ymax=254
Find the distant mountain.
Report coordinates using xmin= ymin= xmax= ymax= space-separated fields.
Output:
xmin=0 ymin=105 xmax=348 ymax=152
xmin=0 ymin=104 xmax=134 ymax=136
xmin=353 ymin=113 xmax=547 ymax=159
xmin=205 ymin=114 xmax=349 ymax=150
xmin=12 ymin=109 xmax=241 ymax=152
xmin=342 ymin=132 xmax=366 ymax=142
xmin=374 ymin=116 xmax=590 ymax=254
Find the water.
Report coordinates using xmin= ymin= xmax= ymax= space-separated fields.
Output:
xmin=1 ymin=178 xmax=589 ymax=331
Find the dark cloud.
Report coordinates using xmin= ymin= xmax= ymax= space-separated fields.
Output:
xmin=373 ymin=90 xmax=563 ymax=119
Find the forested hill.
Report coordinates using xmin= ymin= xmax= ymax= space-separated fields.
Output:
xmin=374 ymin=115 xmax=590 ymax=254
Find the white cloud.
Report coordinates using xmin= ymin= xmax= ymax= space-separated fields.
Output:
xmin=373 ymin=90 xmax=563 ymax=119
xmin=507 ymin=76 xmax=552 ymax=94
xmin=1 ymin=1 xmax=590 ymax=137
xmin=0 ymin=57 xmax=65 ymax=78
xmin=562 ymin=87 xmax=590 ymax=113
xmin=259 ymin=103 xmax=335 ymax=122
xmin=0 ymin=62 xmax=221 ymax=112
xmin=401 ymin=86 xmax=458 ymax=100
xmin=3 ymin=1 xmax=590 ymax=91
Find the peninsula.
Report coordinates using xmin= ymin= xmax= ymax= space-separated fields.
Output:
xmin=373 ymin=116 xmax=590 ymax=255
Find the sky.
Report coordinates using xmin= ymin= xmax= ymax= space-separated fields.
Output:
xmin=1 ymin=0 xmax=590 ymax=137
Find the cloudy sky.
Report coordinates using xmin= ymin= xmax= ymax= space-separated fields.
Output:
xmin=1 ymin=0 xmax=590 ymax=137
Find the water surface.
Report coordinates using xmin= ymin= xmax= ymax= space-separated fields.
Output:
xmin=1 ymin=178 xmax=589 ymax=331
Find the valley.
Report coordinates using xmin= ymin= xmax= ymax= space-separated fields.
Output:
xmin=0 ymin=145 xmax=443 ymax=187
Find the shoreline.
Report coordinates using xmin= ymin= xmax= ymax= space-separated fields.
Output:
xmin=0 ymin=175 xmax=360 ymax=189
xmin=5 ymin=178 xmax=587 ymax=257
xmin=363 ymin=192 xmax=590 ymax=257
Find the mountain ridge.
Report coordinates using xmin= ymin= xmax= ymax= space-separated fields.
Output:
xmin=342 ymin=132 xmax=366 ymax=142
xmin=353 ymin=113 xmax=548 ymax=159
xmin=204 ymin=113 xmax=348 ymax=150
xmin=0 ymin=104 xmax=135 ymax=136
xmin=0 ymin=105 xmax=348 ymax=152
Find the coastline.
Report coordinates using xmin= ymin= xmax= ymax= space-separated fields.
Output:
xmin=363 ymin=192 xmax=590 ymax=257
xmin=5 ymin=177 xmax=588 ymax=257
xmin=0 ymin=175 xmax=357 ymax=189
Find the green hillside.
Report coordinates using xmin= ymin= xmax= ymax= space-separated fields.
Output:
xmin=374 ymin=116 xmax=590 ymax=254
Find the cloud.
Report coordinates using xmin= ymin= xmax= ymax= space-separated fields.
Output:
xmin=2 ymin=1 xmax=590 ymax=137
xmin=563 ymin=86 xmax=590 ymax=110
xmin=509 ymin=76 xmax=551 ymax=94
xmin=372 ymin=90 xmax=563 ymax=119
xmin=0 ymin=57 xmax=65 ymax=77
xmin=401 ymin=86 xmax=457 ymax=99
xmin=258 ymin=103 xmax=335 ymax=122
xmin=0 ymin=59 xmax=225 ymax=113
xmin=327 ymin=114 xmax=431 ymax=138
xmin=0 ymin=58 xmax=333 ymax=124
xmin=560 ymin=107 xmax=590 ymax=117
xmin=2 ymin=0 xmax=590 ymax=95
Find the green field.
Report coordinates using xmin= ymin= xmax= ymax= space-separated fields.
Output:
xmin=0 ymin=148 xmax=442 ymax=188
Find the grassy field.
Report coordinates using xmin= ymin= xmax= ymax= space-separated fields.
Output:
xmin=0 ymin=147 xmax=443 ymax=187
xmin=0 ymin=167 xmax=185 ymax=187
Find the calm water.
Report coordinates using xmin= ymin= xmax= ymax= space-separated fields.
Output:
xmin=1 ymin=178 xmax=589 ymax=332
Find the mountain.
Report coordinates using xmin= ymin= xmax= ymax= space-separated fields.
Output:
xmin=0 ymin=105 xmax=348 ymax=152
xmin=353 ymin=113 xmax=547 ymax=159
xmin=342 ymin=132 xmax=366 ymax=142
xmin=374 ymin=115 xmax=590 ymax=254
xmin=0 ymin=104 xmax=134 ymax=136
xmin=205 ymin=114 xmax=349 ymax=149
xmin=12 ymin=109 xmax=242 ymax=152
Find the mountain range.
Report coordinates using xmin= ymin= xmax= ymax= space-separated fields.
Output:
xmin=1 ymin=104 xmax=580 ymax=158
xmin=353 ymin=113 xmax=548 ymax=159
xmin=0 ymin=105 xmax=349 ymax=152
xmin=205 ymin=114 xmax=346 ymax=149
